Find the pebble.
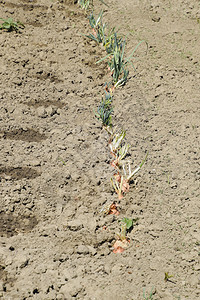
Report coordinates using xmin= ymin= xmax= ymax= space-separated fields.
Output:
xmin=37 ymin=106 xmax=47 ymax=118
xmin=30 ymin=159 xmax=41 ymax=167
xmin=66 ymin=220 xmax=83 ymax=231
xmin=46 ymin=106 xmax=57 ymax=116
xmin=77 ymin=245 xmax=89 ymax=255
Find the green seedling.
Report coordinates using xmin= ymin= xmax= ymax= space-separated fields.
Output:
xmin=112 ymin=218 xmax=134 ymax=252
xmin=95 ymin=92 xmax=113 ymax=127
xmin=112 ymin=41 xmax=129 ymax=87
xmin=0 ymin=18 xmax=25 ymax=32
xmin=85 ymin=24 xmax=106 ymax=44
xmin=98 ymin=34 xmax=129 ymax=87
xmin=58 ymin=157 xmax=66 ymax=165
xmin=95 ymin=103 xmax=112 ymax=126
xmin=86 ymin=12 xmax=121 ymax=55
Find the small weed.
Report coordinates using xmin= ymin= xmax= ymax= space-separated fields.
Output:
xmin=164 ymin=272 xmax=175 ymax=283
xmin=58 ymin=157 xmax=66 ymax=165
xmin=0 ymin=18 xmax=25 ymax=32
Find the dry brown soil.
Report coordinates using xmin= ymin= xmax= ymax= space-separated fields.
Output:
xmin=0 ymin=0 xmax=200 ymax=299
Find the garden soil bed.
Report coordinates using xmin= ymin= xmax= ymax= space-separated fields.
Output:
xmin=0 ymin=0 xmax=199 ymax=299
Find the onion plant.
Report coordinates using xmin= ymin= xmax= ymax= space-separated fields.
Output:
xmin=111 ymin=175 xmax=124 ymax=200
xmin=97 ymin=34 xmax=129 ymax=87
xmin=86 ymin=10 xmax=118 ymax=53
xmin=122 ymin=151 xmax=148 ymax=182
xmin=78 ymin=0 xmax=108 ymax=10
xmin=120 ymin=218 xmax=133 ymax=240
xmin=104 ymin=30 xmax=122 ymax=54
xmin=95 ymin=92 xmax=113 ymax=127
xmin=86 ymin=10 xmax=105 ymax=44
xmin=78 ymin=0 xmax=91 ymax=10
xmin=109 ymin=130 xmax=126 ymax=154
xmin=109 ymin=130 xmax=130 ymax=171
xmin=97 ymin=35 xmax=148 ymax=88
xmin=111 ymin=152 xmax=148 ymax=199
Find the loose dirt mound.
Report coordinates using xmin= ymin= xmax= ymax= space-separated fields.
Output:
xmin=0 ymin=0 xmax=199 ymax=299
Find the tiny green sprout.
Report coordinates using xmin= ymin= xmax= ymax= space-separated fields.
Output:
xmin=164 ymin=272 xmax=174 ymax=282
xmin=0 ymin=18 xmax=25 ymax=32
xmin=58 ymin=157 xmax=66 ymax=165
